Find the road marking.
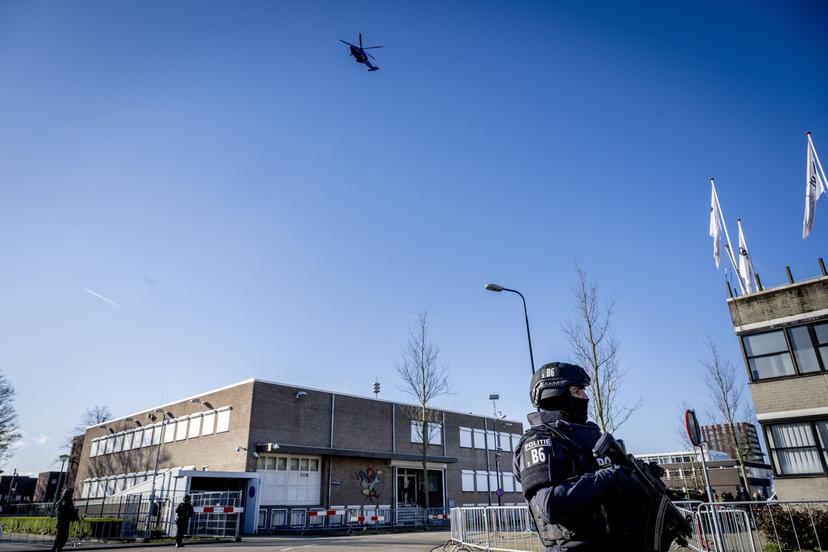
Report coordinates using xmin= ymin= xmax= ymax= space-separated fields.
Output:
xmin=280 ymin=548 xmax=294 ymax=551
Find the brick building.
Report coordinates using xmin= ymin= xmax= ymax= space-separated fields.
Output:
xmin=33 ymin=471 xmax=66 ymax=502
xmin=727 ymin=265 xmax=828 ymax=499
xmin=74 ymin=378 xmax=524 ymax=533
xmin=701 ymin=422 xmax=764 ymax=462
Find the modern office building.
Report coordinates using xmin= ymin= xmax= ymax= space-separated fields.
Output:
xmin=701 ymin=422 xmax=764 ymax=462
xmin=0 ymin=475 xmax=37 ymax=504
xmin=727 ymin=262 xmax=828 ymax=499
xmin=74 ymin=378 xmax=524 ymax=534
xmin=635 ymin=449 xmax=773 ymax=498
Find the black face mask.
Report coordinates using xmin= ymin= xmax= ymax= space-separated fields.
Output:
xmin=564 ymin=395 xmax=590 ymax=424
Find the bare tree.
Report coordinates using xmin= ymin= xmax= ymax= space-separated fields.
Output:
xmin=64 ymin=405 xmax=112 ymax=448
xmin=0 ymin=373 xmax=21 ymax=465
xmin=396 ymin=312 xmax=449 ymax=514
xmin=563 ymin=266 xmax=641 ymax=432
xmin=702 ymin=336 xmax=752 ymax=494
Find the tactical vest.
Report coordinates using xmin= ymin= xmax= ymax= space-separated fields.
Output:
xmin=517 ymin=417 xmax=609 ymax=550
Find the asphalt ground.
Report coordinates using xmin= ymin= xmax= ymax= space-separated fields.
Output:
xmin=0 ymin=531 xmax=454 ymax=552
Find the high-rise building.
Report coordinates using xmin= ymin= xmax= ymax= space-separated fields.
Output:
xmin=701 ymin=422 xmax=764 ymax=462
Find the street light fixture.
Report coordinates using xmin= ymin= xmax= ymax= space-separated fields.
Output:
xmin=489 ymin=395 xmax=507 ymax=506
xmin=484 ymin=283 xmax=536 ymax=375
xmin=54 ymin=454 xmax=70 ymax=506
xmin=144 ymin=409 xmax=174 ymax=541
xmin=191 ymin=398 xmax=214 ymax=410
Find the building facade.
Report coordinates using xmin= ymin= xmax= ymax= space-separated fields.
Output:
xmin=33 ymin=471 xmax=65 ymax=503
xmin=74 ymin=379 xmax=525 ymax=533
xmin=701 ymin=422 xmax=764 ymax=462
xmin=635 ymin=450 xmax=773 ymax=499
xmin=727 ymin=269 xmax=828 ymax=499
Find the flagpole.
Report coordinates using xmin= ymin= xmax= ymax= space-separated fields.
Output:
xmin=808 ymin=132 xmax=828 ymax=188
xmin=711 ymin=178 xmax=746 ymax=294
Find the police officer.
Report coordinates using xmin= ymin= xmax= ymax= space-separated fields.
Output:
xmin=51 ymin=488 xmax=79 ymax=552
xmin=174 ymin=495 xmax=194 ymax=548
xmin=513 ymin=362 xmax=644 ymax=551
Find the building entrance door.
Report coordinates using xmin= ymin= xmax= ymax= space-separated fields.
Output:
xmin=395 ymin=468 xmax=444 ymax=508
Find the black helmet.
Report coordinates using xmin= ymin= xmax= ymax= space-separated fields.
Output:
xmin=530 ymin=362 xmax=590 ymax=408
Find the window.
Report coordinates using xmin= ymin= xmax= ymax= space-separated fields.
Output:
xmin=788 ymin=326 xmax=822 ymax=374
xmin=743 ymin=330 xmax=795 ymax=380
xmin=511 ymin=434 xmax=522 ymax=452
xmin=188 ymin=415 xmax=201 ymax=439
xmin=410 ymin=421 xmax=441 ymax=445
xmin=502 ymin=472 xmax=515 ymax=493
xmin=90 ymin=439 xmax=99 ymax=457
xmin=258 ymin=509 xmax=267 ymax=529
xmin=486 ymin=430 xmax=496 ymax=450
xmin=473 ymin=429 xmax=486 ymax=450
xmin=113 ymin=433 xmax=124 ymax=452
xmin=459 ymin=427 xmax=473 ymax=448
xmin=176 ymin=418 xmax=189 ymax=440
xmin=498 ymin=432 xmax=511 ymax=452
xmin=163 ymin=422 xmax=176 ymax=443
xmin=202 ymin=411 xmax=216 ymax=435
xmin=216 ymin=408 xmax=231 ymax=433
xmin=152 ymin=424 xmax=164 ymax=445
xmin=461 ymin=470 xmax=475 ymax=492
xmin=766 ymin=421 xmax=827 ymax=475
xmin=142 ymin=426 xmax=153 ymax=447
xmin=104 ymin=436 xmax=114 ymax=454
xmin=475 ymin=471 xmax=489 ymax=491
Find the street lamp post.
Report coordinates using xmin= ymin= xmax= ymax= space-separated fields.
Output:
xmin=53 ymin=454 xmax=71 ymax=507
xmin=484 ymin=284 xmax=536 ymax=375
xmin=489 ymin=394 xmax=506 ymax=506
xmin=143 ymin=410 xmax=174 ymax=541
xmin=6 ymin=468 xmax=17 ymax=504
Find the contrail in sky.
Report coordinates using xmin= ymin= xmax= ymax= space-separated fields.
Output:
xmin=84 ymin=288 xmax=126 ymax=310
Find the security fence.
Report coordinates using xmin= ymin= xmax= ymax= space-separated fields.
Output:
xmin=0 ymin=490 xmax=242 ymax=545
xmin=256 ymin=505 xmax=452 ymax=533
xmin=451 ymin=501 xmax=828 ymax=552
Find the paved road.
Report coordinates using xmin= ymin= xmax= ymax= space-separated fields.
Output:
xmin=0 ymin=531 xmax=453 ymax=552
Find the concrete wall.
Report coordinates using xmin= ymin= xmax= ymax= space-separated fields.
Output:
xmin=775 ymin=477 xmax=828 ymax=501
xmin=749 ymin=373 xmax=828 ymax=414
xmin=728 ymin=277 xmax=828 ymax=328
xmin=75 ymin=380 xmax=255 ymax=492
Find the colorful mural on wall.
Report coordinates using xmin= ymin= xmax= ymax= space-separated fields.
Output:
xmin=353 ymin=466 xmax=381 ymax=503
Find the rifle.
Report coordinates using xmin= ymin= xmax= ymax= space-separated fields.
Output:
xmin=593 ymin=432 xmax=692 ymax=551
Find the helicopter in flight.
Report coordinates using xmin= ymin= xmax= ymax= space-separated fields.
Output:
xmin=339 ymin=33 xmax=383 ymax=72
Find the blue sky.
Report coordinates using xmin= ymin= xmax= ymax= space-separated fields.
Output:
xmin=1 ymin=0 xmax=826 ymax=474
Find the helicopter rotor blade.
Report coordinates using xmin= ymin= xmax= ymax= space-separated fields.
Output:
xmin=363 ymin=45 xmax=383 ymax=49
xmin=359 ymin=33 xmax=363 ymax=48
xmin=339 ymin=39 xmax=357 ymax=47
xmin=366 ymin=52 xmax=376 ymax=60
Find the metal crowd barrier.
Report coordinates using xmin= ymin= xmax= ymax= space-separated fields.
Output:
xmin=256 ymin=506 xmax=452 ymax=533
xmin=451 ymin=501 xmax=828 ymax=552
xmin=0 ymin=490 xmax=242 ymax=545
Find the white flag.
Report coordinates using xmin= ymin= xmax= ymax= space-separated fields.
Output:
xmin=804 ymin=134 xmax=827 ymax=239
xmin=737 ymin=219 xmax=756 ymax=293
xmin=709 ymin=180 xmax=722 ymax=268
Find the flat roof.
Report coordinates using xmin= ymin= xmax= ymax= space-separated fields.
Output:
xmin=90 ymin=377 xmax=523 ymax=429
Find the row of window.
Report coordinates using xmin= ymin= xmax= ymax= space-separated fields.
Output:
xmin=765 ymin=419 xmax=828 ymax=476
xmin=636 ymin=454 xmax=696 ymax=465
xmin=80 ymin=469 xmax=175 ymax=498
xmin=460 ymin=470 xmax=522 ymax=493
xmin=410 ymin=421 xmax=443 ymax=445
xmin=89 ymin=407 xmax=231 ymax=457
xmin=256 ymin=455 xmax=322 ymax=505
xmin=742 ymin=321 xmax=828 ymax=381
xmin=458 ymin=427 xmax=522 ymax=452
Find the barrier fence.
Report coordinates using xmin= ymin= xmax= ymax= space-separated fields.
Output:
xmin=451 ymin=501 xmax=828 ymax=552
xmin=0 ymin=491 xmax=242 ymax=545
xmin=256 ymin=506 xmax=452 ymax=533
